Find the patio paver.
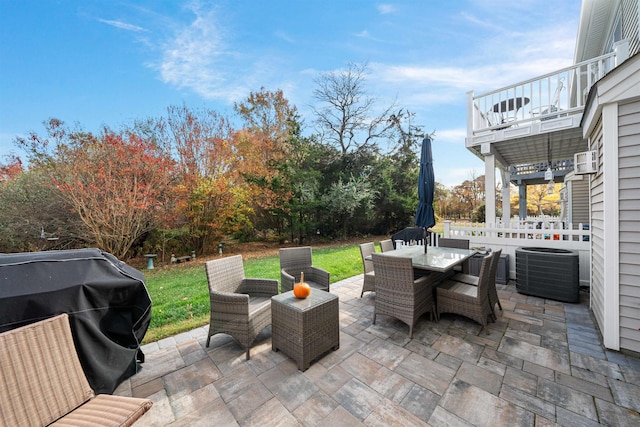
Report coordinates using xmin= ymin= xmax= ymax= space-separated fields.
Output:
xmin=116 ymin=275 xmax=640 ymax=426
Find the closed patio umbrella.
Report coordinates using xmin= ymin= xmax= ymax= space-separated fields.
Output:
xmin=415 ymin=136 xmax=436 ymax=252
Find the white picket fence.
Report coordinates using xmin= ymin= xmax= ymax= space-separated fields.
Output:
xmin=442 ymin=220 xmax=591 ymax=288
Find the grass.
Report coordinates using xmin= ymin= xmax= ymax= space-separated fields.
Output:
xmin=141 ymin=241 xmax=366 ymax=343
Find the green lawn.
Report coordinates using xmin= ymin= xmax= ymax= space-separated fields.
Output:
xmin=141 ymin=242 xmax=366 ymax=342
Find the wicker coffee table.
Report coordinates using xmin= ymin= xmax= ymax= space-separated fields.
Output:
xmin=271 ymin=290 xmax=339 ymax=371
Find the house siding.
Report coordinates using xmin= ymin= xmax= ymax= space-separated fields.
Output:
xmin=617 ymin=99 xmax=640 ymax=353
xmin=590 ymin=121 xmax=606 ymax=334
xmin=622 ymin=0 xmax=640 ymax=56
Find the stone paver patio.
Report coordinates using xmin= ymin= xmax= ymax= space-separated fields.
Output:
xmin=116 ymin=275 xmax=640 ymax=426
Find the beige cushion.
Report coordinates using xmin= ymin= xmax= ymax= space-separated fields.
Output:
xmin=50 ymin=394 xmax=153 ymax=427
xmin=0 ymin=314 xmax=152 ymax=427
xmin=439 ymin=280 xmax=478 ymax=297
xmin=0 ymin=314 xmax=94 ymax=426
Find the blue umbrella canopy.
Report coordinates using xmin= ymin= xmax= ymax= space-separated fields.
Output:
xmin=415 ymin=136 xmax=436 ymax=231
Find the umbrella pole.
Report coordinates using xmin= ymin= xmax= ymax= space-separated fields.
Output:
xmin=424 ymin=227 xmax=428 ymax=253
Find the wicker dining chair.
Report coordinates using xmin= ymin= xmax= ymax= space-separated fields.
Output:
xmin=371 ymin=253 xmax=436 ymax=338
xmin=279 ymin=246 xmax=330 ymax=293
xmin=436 ymin=251 xmax=497 ymax=334
xmin=438 ymin=237 xmax=470 ymax=274
xmin=379 ymin=239 xmax=394 ymax=253
xmin=452 ymin=249 xmax=503 ymax=318
xmin=359 ymin=242 xmax=376 ymax=297
xmin=205 ymin=255 xmax=279 ymax=360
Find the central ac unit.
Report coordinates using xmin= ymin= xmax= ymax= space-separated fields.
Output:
xmin=574 ymin=150 xmax=597 ymax=174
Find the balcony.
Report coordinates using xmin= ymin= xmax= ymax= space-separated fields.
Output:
xmin=465 ymin=41 xmax=629 ymax=169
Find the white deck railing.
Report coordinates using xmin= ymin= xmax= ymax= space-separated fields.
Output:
xmin=443 ymin=220 xmax=590 ymax=288
xmin=469 ymin=41 xmax=629 ymax=134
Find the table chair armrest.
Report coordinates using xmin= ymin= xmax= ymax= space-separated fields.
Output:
xmin=239 ymin=278 xmax=279 ymax=297
xmin=210 ymin=290 xmax=250 ymax=314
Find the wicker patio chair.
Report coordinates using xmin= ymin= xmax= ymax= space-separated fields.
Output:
xmin=205 ymin=255 xmax=279 ymax=360
xmin=0 ymin=313 xmax=152 ymax=427
xmin=279 ymin=246 xmax=330 ymax=293
xmin=371 ymin=253 xmax=436 ymax=338
xmin=436 ymin=250 xmax=497 ymax=334
xmin=452 ymin=249 xmax=503 ymax=317
xmin=359 ymin=242 xmax=376 ymax=297
xmin=438 ymin=237 xmax=470 ymax=274
xmin=380 ymin=239 xmax=394 ymax=253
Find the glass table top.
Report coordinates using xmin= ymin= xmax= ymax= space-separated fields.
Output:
xmin=382 ymin=245 xmax=477 ymax=272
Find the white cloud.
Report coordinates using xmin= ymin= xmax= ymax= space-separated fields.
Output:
xmin=151 ymin=3 xmax=292 ymax=105
xmin=435 ymin=128 xmax=466 ymax=144
xmin=98 ymin=19 xmax=147 ymax=32
xmin=275 ymin=30 xmax=295 ymax=43
xmin=377 ymin=4 xmax=396 ymax=14
xmin=459 ymin=12 xmax=502 ymax=32
xmin=154 ymin=4 xmax=238 ymax=101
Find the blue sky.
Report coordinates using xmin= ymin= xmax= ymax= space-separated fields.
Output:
xmin=0 ymin=0 xmax=581 ymax=187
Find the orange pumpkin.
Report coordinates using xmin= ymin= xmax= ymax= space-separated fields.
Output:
xmin=293 ymin=271 xmax=311 ymax=299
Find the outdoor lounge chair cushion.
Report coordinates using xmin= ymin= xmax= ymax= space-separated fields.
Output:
xmin=0 ymin=313 xmax=152 ymax=427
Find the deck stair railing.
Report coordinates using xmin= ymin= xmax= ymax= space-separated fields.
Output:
xmin=509 ymin=159 xmax=574 ymax=179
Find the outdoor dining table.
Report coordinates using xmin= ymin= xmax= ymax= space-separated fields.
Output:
xmin=379 ymin=245 xmax=478 ymax=273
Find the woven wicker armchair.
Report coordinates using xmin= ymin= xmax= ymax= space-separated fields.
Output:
xmin=359 ymin=242 xmax=376 ymax=297
xmin=279 ymin=247 xmax=330 ymax=293
xmin=436 ymin=250 xmax=497 ymax=334
xmin=205 ymin=255 xmax=278 ymax=360
xmin=371 ymin=253 xmax=436 ymax=338
xmin=452 ymin=249 xmax=503 ymax=317
xmin=379 ymin=239 xmax=394 ymax=253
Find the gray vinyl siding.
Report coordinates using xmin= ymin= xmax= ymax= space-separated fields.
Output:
xmin=622 ymin=0 xmax=640 ymax=56
xmin=570 ymin=178 xmax=590 ymax=225
xmin=590 ymin=122 xmax=606 ymax=335
xmin=618 ymin=99 xmax=640 ymax=353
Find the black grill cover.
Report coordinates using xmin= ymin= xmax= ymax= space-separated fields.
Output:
xmin=0 ymin=248 xmax=152 ymax=394
xmin=391 ymin=227 xmax=427 ymax=248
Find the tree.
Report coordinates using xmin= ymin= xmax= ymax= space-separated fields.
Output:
xmin=234 ymin=89 xmax=298 ymax=238
xmin=450 ymin=173 xmax=485 ymax=219
xmin=321 ymin=175 xmax=376 ymax=239
xmin=510 ymin=183 xmax=561 ymax=217
xmin=16 ymin=119 xmax=175 ymax=258
xmin=312 ymin=62 xmax=396 ymax=155
xmin=0 ymin=154 xmax=23 ymax=182
xmin=434 ymin=182 xmax=451 ymax=219
xmin=0 ymin=167 xmax=82 ymax=252
xmin=160 ymin=105 xmax=253 ymax=253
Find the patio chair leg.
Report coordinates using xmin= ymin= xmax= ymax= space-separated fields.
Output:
xmin=245 ymin=348 xmax=251 ymax=360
